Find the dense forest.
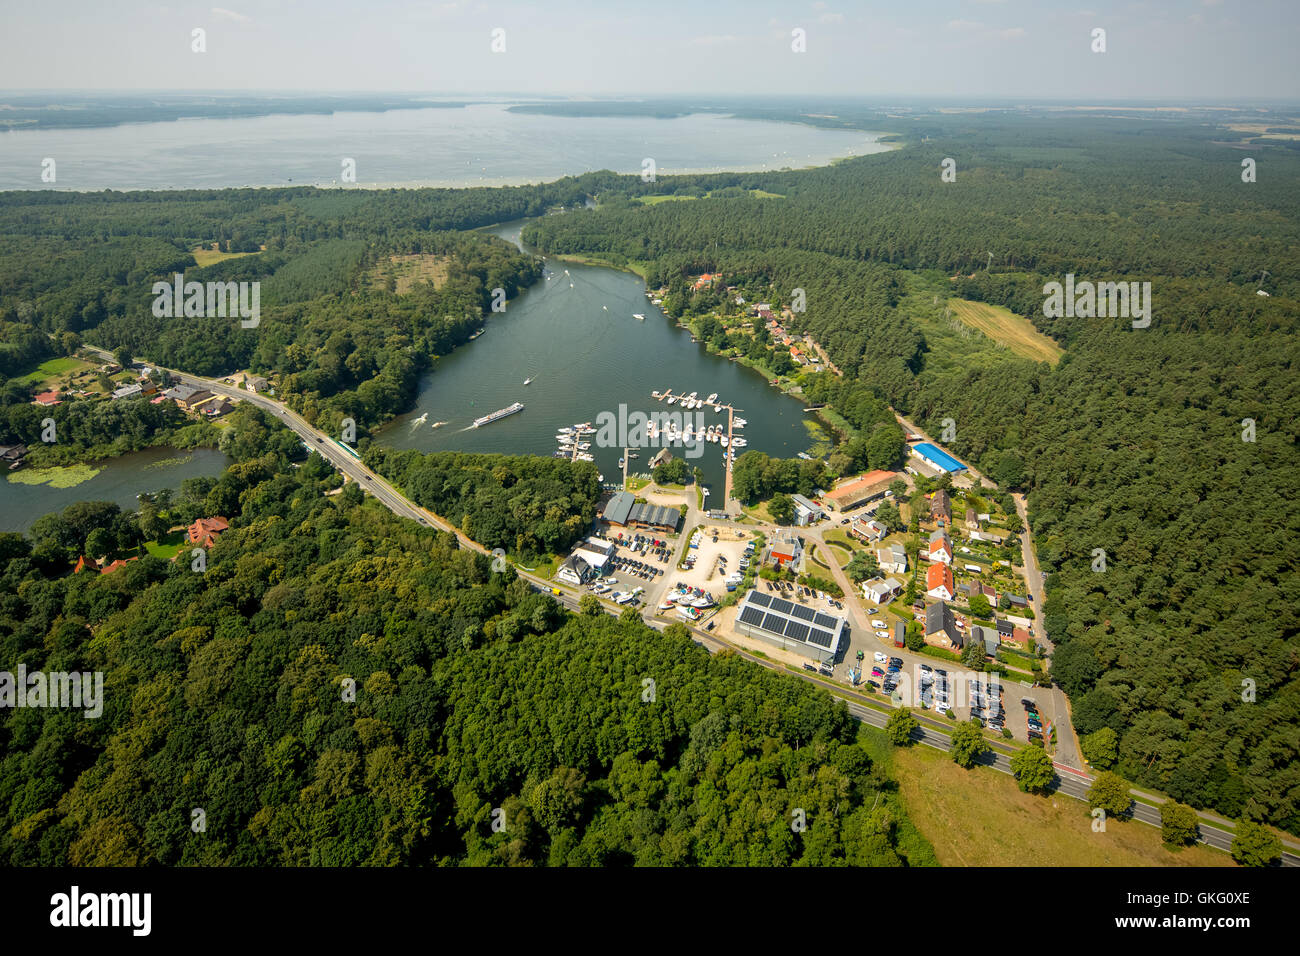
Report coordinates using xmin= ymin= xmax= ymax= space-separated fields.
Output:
xmin=518 ymin=115 xmax=1300 ymax=834
xmin=0 ymin=415 xmax=932 ymax=866
xmin=365 ymin=446 xmax=602 ymax=560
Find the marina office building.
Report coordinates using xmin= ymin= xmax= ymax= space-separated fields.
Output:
xmin=601 ymin=491 xmax=682 ymax=534
xmin=734 ymin=589 xmax=846 ymax=664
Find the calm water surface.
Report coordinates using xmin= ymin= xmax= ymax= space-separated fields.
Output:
xmin=373 ymin=220 xmax=826 ymax=493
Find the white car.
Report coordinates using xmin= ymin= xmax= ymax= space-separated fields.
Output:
xmin=874 ymin=629 xmax=890 ymax=639
xmin=873 ymin=652 xmax=888 ymax=664
xmin=870 ymin=619 xmax=886 ymax=629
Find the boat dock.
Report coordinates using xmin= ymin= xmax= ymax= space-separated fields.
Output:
xmin=651 ymin=388 xmax=743 ymax=508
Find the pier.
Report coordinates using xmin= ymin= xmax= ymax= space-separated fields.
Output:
xmin=652 ymin=388 xmax=742 ymax=510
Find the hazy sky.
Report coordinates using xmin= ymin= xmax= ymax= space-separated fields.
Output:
xmin=2 ymin=0 xmax=1297 ymax=101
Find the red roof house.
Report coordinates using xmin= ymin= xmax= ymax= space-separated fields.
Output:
xmin=188 ymin=516 xmax=230 ymax=549
xmin=33 ymin=390 xmax=62 ymax=406
xmin=926 ymin=563 xmax=955 ymax=600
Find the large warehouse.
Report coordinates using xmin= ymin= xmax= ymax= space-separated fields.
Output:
xmin=601 ymin=491 xmax=682 ymax=533
xmin=734 ymin=589 xmax=846 ymax=664
xmin=910 ymin=442 xmax=967 ymax=474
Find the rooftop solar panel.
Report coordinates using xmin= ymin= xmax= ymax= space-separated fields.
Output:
xmin=784 ymin=621 xmax=810 ymax=643
xmin=748 ymin=591 xmax=773 ymax=608
xmin=790 ymin=604 xmax=815 ymax=621
xmin=814 ymin=613 xmax=838 ymax=629
xmin=807 ymin=628 xmax=834 ymax=649
xmin=762 ymin=612 xmax=787 ymax=634
xmin=738 ymin=606 xmax=766 ymax=627
xmin=769 ymin=597 xmax=794 ymax=614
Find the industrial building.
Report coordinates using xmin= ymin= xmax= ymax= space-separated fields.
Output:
xmin=601 ymin=491 xmax=682 ymax=533
xmin=824 ymin=469 xmax=898 ymax=511
xmin=734 ymin=589 xmax=846 ymax=663
xmin=910 ymin=442 xmax=967 ymax=474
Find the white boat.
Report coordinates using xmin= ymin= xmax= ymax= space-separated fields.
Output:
xmin=666 ymin=396 xmax=676 ymax=405
xmin=713 ymin=404 xmax=723 ymax=413
xmin=633 ymin=313 xmax=645 ymax=320
xmin=523 ymin=378 xmax=532 ymax=385
xmin=706 ymin=393 xmax=718 ymax=404
xmin=412 ymin=413 xmax=428 ymax=425
xmin=431 ymin=421 xmax=447 ymax=428
xmin=720 ymin=436 xmax=729 ymax=447
xmin=733 ymin=417 xmax=747 ymax=428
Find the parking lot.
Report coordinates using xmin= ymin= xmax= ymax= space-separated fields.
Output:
xmin=666 ymin=526 xmax=754 ymax=603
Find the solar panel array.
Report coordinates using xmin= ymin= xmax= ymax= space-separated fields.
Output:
xmin=734 ymin=590 xmax=844 ymax=656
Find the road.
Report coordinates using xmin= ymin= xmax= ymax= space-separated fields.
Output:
xmin=98 ymin=347 xmax=1297 ymax=866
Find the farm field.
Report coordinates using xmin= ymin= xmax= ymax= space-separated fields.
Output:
xmin=366 ymin=253 xmax=452 ymax=294
xmin=14 ymin=356 xmax=95 ymax=386
xmin=946 ymin=298 xmax=1065 ymax=365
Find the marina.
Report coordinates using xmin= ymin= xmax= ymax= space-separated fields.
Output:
xmin=373 ymin=218 xmax=823 ymax=497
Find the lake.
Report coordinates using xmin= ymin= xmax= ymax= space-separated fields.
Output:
xmin=0 ymin=447 xmax=230 ymax=533
xmin=0 ymin=103 xmax=890 ymax=191
xmin=372 ymin=220 xmax=827 ymax=495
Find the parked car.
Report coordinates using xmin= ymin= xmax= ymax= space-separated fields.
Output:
xmin=871 ymin=619 xmax=886 ymax=629
xmin=873 ymin=652 xmax=888 ymax=664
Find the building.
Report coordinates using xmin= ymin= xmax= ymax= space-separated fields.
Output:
xmin=970 ymin=529 xmax=1004 ymax=545
xmin=849 ymin=516 xmax=888 ymax=543
xmin=926 ymin=563 xmax=955 ymax=600
xmin=965 ymin=509 xmax=979 ymax=531
xmin=910 ymin=442 xmax=967 ymax=474
xmin=200 ymin=398 xmax=235 ymax=417
xmin=245 ymin=375 xmax=270 ymax=393
xmin=924 ymin=601 xmax=963 ymax=650
xmin=100 ymin=557 xmax=139 ymax=575
xmin=763 ymin=531 xmax=804 ymax=571
xmin=32 ymin=390 xmax=62 ymax=407
xmin=996 ymin=619 xmax=1016 ymax=643
xmin=572 ymin=537 xmax=615 ymax=573
xmin=600 ymin=492 xmax=682 ymax=533
xmin=734 ymin=589 xmax=845 ymax=664
xmin=188 ymin=516 xmax=230 ymax=549
xmin=163 ymin=383 xmax=199 ymax=403
xmin=111 ymin=382 xmax=143 ymax=400
xmin=171 ymin=388 xmax=215 ymax=412
xmin=789 ymin=493 xmax=823 ymax=526
xmin=825 ymin=469 xmax=898 ymax=511
xmin=1004 ymin=593 xmax=1029 ymax=610
xmin=970 ymin=625 xmax=999 ymax=657
xmin=892 ymin=621 xmax=906 ymax=648
xmin=928 ymin=529 xmax=953 ymax=565
xmin=557 ymin=553 xmax=595 ymax=586
xmin=931 ymin=489 xmax=952 ymax=526
xmin=863 ymin=577 xmax=903 ymax=606
xmin=875 ymin=544 xmax=907 ymax=575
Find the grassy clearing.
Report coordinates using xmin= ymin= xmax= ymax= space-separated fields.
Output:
xmin=890 ymin=743 xmax=1233 ymax=867
xmin=632 ymin=188 xmax=784 ymax=206
xmin=143 ymin=531 xmax=185 ymax=561
xmin=15 ymin=356 xmax=94 ymax=386
xmin=947 ymin=298 xmax=1064 ymax=365
xmin=192 ymin=247 xmax=258 ymax=267
xmin=365 ymin=253 xmax=452 ymax=294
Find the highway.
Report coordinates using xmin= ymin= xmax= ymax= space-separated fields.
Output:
xmin=98 ymin=347 xmax=1298 ymax=866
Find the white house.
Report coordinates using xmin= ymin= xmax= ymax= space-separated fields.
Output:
xmin=876 ymin=545 xmax=907 ymax=575
xmin=863 ymin=577 xmax=904 ymax=605
xmin=928 ymin=529 xmax=953 ymax=565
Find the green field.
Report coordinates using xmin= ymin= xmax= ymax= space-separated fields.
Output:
xmin=192 ymin=247 xmax=258 ymax=267
xmin=947 ymin=298 xmax=1064 ymax=365
xmin=15 ymin=356 xmax=93 ymax=386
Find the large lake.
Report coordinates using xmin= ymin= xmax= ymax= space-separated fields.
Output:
xmin=373 ymin=220 xmax=827 ymax=493
xmin=0 ymin=447 xmax=230 ymax=533
xmin=0 ymin=103 xmax=889 ymax=190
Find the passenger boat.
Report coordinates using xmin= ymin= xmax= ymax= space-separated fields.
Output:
xmin=473 ymin=401 xmax=524 ymax=428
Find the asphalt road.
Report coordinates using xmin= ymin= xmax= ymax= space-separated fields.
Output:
xmin=101 ymin=348 xmax=1297 ymax=867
